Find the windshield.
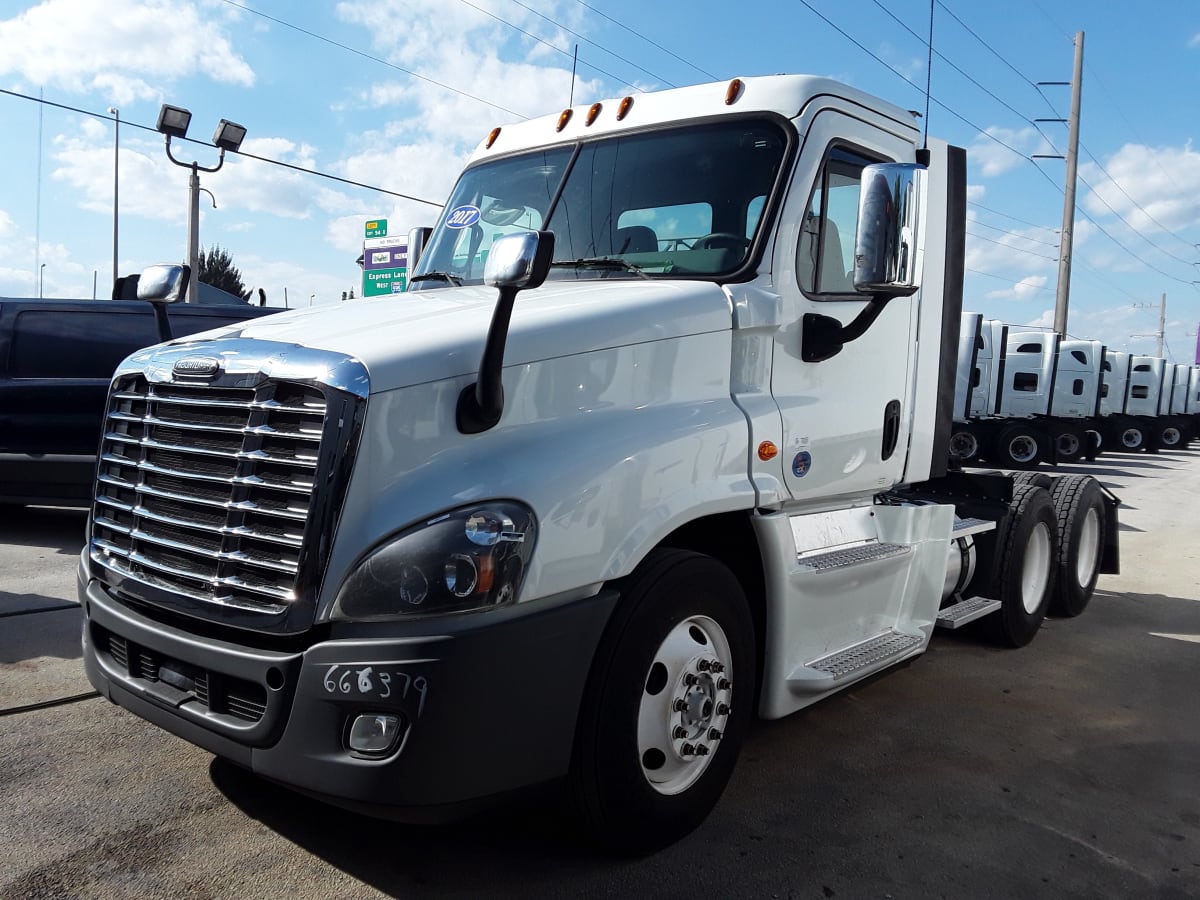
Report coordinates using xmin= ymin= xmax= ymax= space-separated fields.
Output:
xmin=409 ymin=118 xmax=790 ymax=288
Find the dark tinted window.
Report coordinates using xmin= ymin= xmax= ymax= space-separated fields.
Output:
xmin=1016 ymin=342 xmax=1041 ymax=353
xmin=1071 ymin=350 xmax=1088 ymax=364
xmin=1013 ymin=372 xmax=1038 ymax=392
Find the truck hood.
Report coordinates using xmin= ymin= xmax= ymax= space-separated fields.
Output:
xmin=190 ymin=279 xmax=734 ymax=394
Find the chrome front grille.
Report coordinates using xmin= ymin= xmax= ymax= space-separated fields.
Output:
xmin=90 ymin=374 xmax=331 ymax=617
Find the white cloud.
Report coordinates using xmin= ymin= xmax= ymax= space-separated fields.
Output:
xmin=1190 ymin=32 xmax=1200 ymax=48
xmin=0 ymin=0 xmax=253 ymax=104
xmin=983 ymin=274 xmax=1049 ymax=302
xmin=968 ymin=126 xmax=1054 ymax=177
xmin=1079 ymin=142 xmax=1200 ymax=233
xmin=966 ymin=184 xmax=986 ymax=202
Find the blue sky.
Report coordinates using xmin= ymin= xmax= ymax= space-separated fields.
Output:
xmin=1 ymin=0 xmax=1198 ymax=361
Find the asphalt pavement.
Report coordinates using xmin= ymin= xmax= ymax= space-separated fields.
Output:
xmin=1 ymin=451 xmax=1198 ymax=899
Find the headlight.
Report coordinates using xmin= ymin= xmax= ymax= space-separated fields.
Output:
xmin=331 ymin=502 xmax=537 ymax=620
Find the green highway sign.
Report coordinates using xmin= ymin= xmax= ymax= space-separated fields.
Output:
xmin=365 ymin=218 xmax=388 ymax=238
xmin=363 ymin=267 xmax=407 ymax=297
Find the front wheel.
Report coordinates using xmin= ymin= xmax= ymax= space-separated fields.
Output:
xmin=570 ymin=548 xmax=755 ymax=853
xmin=1159 ymin=424 xmax=1183 ymax=448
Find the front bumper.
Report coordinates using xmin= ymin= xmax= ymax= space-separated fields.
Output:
xmin=80 ymin=564 xmax=617 ymax=819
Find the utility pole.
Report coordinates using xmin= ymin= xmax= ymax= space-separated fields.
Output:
xmin=1131 ymin=292 xmax=1166 ymax=358
xmin=1035 ymin=32 xmax=1084 ymax=336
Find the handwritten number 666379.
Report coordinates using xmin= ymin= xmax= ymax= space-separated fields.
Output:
xmin=322 ymin=665 xmax=428 ymax=717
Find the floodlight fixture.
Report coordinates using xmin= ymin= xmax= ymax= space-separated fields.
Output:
xmin=212 ymin=119 xmax=247 ymax=153
xmin=156 ymin=104 xmax=192 ymax=139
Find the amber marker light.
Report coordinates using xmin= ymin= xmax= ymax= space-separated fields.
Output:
xmin=758 ymin=441 xmax=778 ymax=461
xmin=725 ymin=78 xmax=744 ymax=105
xmin=556 ymin=108 xmax=573 ymax=132
xmin=617 ymin=96 xmax=634 ymax=120
xmin=586 ymin=103 xmax=603 ymax=126
xmin=485 ymin=127 xmax=501 ymax=149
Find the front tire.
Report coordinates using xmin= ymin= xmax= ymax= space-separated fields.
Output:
xmin=570 ymin=548 xmax=755 ymax=853
xmin=1047 ymin=475 xmax=1106 ymax=617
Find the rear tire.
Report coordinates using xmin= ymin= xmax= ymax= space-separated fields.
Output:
xmin=949 ymin=429 xmax=980 ymax=463
xmin=570 ymin=548 xmax=755 ymax=853
xmin=1159 ymin=423 xmax=1183 ymax=448
xmin=1053 ymin=427 xmax=1085 ymax=464
xmin=1118 ymin=424 xmax=1146 ymax=451
xmin=994 ymin=423 xmax=1042 ymax=469
xmin=982 ymin=483 xmax=1057 ymax=647
xmin=1047 ymin=475 xmax=1106 ymax=617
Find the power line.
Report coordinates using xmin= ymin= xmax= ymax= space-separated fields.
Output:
xmin=216 ymin=0 xmax=527 ymax=119
xmin=968 ymin=217 xmax=1061 ymax=249
xmin=794 ymin=0 xmax=1029 ymax=160
xmin=968 ymin=200 xmax=1059 ymax=234
xmin=966 ymin=229 xmax=1060 ymax=262
xmin=571 ymin=0 xmax=718 ymax=81
xmin=502 ymin=0 xmax=674 ymax=87
xmin=965 ymin=266 xmax=1056 ymax=295
xmin=0 ymin=87 xmax=443 ymax=208
xmin=456 ymin=0 xmax=641 ymax=93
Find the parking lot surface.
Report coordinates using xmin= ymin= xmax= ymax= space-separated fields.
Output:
xmin=2 ymin=452 xmax=1198 ymax=898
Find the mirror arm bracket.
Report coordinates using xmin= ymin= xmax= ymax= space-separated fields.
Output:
xmin=801 ymin=292 xmax=893 ymax=363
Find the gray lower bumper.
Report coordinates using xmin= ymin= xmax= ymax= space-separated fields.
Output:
xmin=80 ymin=571 xmax=617 ymax=819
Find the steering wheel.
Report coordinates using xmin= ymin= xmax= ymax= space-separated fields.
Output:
xmin=691 ymin=232 xmax=749 ymax=252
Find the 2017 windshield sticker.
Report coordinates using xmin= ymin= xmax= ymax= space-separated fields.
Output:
xmin=446 ymin=205 xmax=481 ymax=229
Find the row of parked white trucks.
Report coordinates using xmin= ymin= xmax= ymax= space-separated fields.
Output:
xmin=80 ymin=74 xmax=1123 ymax=852
xmin=951 ymin=313 xmax=1200 ymax=468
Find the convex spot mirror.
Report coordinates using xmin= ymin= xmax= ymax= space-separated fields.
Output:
xmin=853 ymin=163 xmax=923 ymax=297
xmin=484 ymin=232 xmax=554 ymax=290
xmin=137 ymin=264 xmax=191 ymax=304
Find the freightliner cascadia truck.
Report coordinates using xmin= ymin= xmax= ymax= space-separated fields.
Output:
xmin=78 ymin=75 xmax=1119 ymax=852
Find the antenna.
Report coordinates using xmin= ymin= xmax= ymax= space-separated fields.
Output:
xmin=569 ymin=44 xmax=578 ymax=106
xmin=922 ymin=0 xmax=934 ymax=149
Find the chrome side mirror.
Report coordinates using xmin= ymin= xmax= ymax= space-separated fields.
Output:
xmin=484 ymin=232 xmax=553 ymax=289
xmin=137 ymin=264 xmax=191 ymax=304
xmin=853 ymin=163 xmax=923 ymax=296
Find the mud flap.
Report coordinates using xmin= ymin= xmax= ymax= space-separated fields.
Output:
xmin=1098 ymin=483 xmax=1121 ymax=575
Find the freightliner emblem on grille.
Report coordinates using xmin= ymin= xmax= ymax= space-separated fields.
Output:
xmin=172 ymin=356 xmax=221 ymax=378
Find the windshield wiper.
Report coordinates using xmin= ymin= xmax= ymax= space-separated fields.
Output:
xmin=550 ymin=257 xmax=650 ymax=279
xmin=409 ymin=271 xmax=463 ymax=286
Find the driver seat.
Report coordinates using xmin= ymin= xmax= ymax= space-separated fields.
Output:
xmin=614 ymin=225 xmax=658 ymax=254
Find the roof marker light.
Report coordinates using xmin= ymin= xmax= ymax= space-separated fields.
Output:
xmin=586 ymin=102 xmax=602 ymax=126
xmin=485 ymin=127 xmax=501 ymax=149
xmin=617 ymin=96 xmax=634 ymax=121
xmin=725 ymin=78 xmax=744 ymax=105
xmin=556 ymin=108 xmax=573 ymax=132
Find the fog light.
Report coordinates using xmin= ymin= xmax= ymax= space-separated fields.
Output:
xmin=348 ymin=713 xmax=402 ymax=755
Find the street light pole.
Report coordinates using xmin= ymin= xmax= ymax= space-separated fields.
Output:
xmin=155 ymin=104 xmax=247 ymax=304
xmin=39 ymin=262 xmax=45 ymax=299
xmin=107 ymin=106 xmax=119 ymax=294
xmin=186 ymin=162 xmax=201 ymax=304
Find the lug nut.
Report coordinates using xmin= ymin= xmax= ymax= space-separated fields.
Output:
xmin=695 ymin=744 xmax=710 ymax=756
xmin=673 ymin=726 xmax=688 ymax=739
xmin=696 ymin=659 xmax=712 ymax=672
xmin=673 ymin=698 xmax=687 ymax=712
xmin=717 ymin=678 xmax=731 ymax=691
xmin=710 ymin=661 xmax=725 ymax=674
xmin=709 ymin=727 xmax=723 ymax=741
xmin=681 ymin=743 xmax=695 ymax=756
xmin=683 ymin=673 xmax=698 ymax=686
xmin=716 ymin=702 xmax=730 ymax=716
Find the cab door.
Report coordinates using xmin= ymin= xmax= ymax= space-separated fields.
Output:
xmin=769 ymin=111 xmax=918 ymax=505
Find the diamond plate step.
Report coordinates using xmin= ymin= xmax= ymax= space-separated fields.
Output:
xmin=787 ymin=631 xmax=924 ymax=693
xmin=797 ymin=542 xmax=910 ymax=573
xmin=951 ymin=516 xmax=996 ymax=539
xmin=936 ymin=596 xmax=1001 ymax=630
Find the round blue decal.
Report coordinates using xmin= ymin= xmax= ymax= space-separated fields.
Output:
xmin=445 ymin=205 xmax=481 ymax=229
xmin=792 ymin=451 xmax=812 ymax=478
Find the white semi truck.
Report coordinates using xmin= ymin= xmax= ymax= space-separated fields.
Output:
xmin=951 ymin=318 xmax=1200 ymax=464
xmin=79 ymin=75 xmax=1118 ymax=851
xmin=951 ymin=316 xmax=1106 ymax=466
